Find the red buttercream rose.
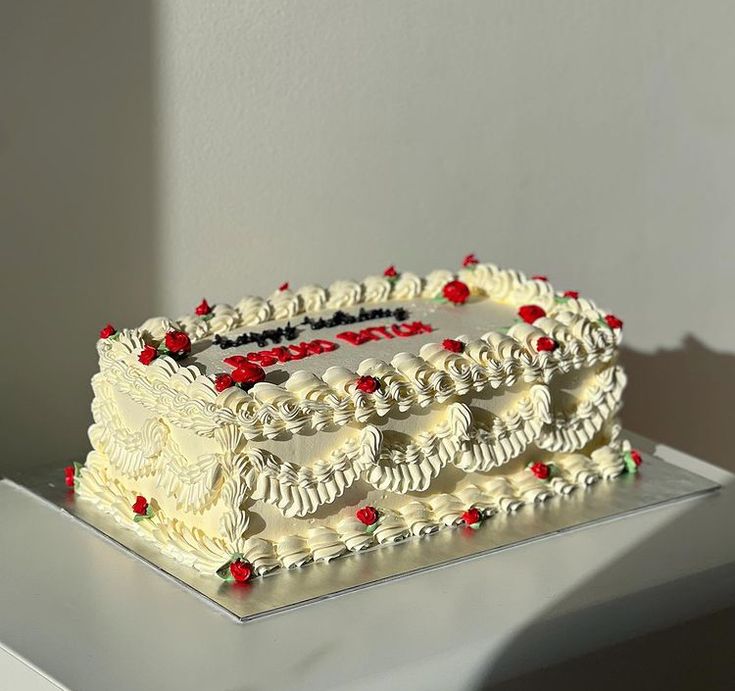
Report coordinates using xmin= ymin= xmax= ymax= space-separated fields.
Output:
xmin=461 ymin=507 xmax=482 ymax=526
xmin=630 ymin=449 xmax=643 ymax=466
xmin=99 ymin=323 xmax=116 ymax=339
xmin=214 ymin=373 xmax=234 ymax=392
xmin=442 ymin=338 xmax=464 ymax=353
xmin=536 ymin=337 xmax=558 ymax=353
xmin=132 ymin=495 xmax=149 ymax=515
xmin=138 ymin=345 xmax=157 ymax=365
xmin=604 ymin=314 xmax=623 ymax=330
xmin=462 ymin=253 xmax=479 ymax=267
xmin=383 ymin=265 xmax=398 ymax=278
xmin=279 ymin=282 xmax=289 ymax=292
xmin=356 ymin=506 xmax=379 ymax=526
xmin=443 ymin=280 xmax=470 ymax=305
xmin=518 ymin=305 xmax=546 ymax=324
xmin=356 ymin=375 xmax=380 ymax=394
xmin=529 ymin=462 xmax=551 ymax=480
xmin=64 ymin=465 xmax=75 ymax=488
xmin=229 ymin=559 xmax=253 ymax=583
xmin=531 ymin=275 xmax=548 ymax=281
xmin=195 ymin=298 xmax=211 ymax=316
xmin=165 ymin=330 xmax=191 ymax=356
xmin=231 ymin=363 xmax=266 ymax=388
xmin=563 ymin=290 xmax=579 ymax=299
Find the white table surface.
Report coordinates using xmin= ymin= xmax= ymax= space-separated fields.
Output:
xmin=1 ymin=431 xmax=734 ymax=691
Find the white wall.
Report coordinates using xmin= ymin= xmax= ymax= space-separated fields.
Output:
xmin=157 ymin=0 xmax=735 ymax=352
xmin=2 ymin=1 xmax=734 ymax=473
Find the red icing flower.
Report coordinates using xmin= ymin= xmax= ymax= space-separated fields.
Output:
xmin=518 ymin=305 xmax=546 ymax=324
xmin=356 ymin=506 xmax=379 ymax=526
xmin=442 ymin=338 xmax=464 ymax=353
xmin=356 ymin=375 xmax=380 ymax=394
xmin=630 ymin=449 xmax=643 ymax=466
xmin=231 ymin=363 xmax=266 ymax=388
xmin=195 ymin=299 xmax=212 ymax=316
xmin=279 ymin=282 xmax=289 ymax=292
xmin=604 ymin=314 xmax=623 ymax=330
xmin=99 ymin=323 xmax=116 ymax=339
xmin=214 ymin=373 xmax=234 ymax=392
xmin=138 ymin=345 xmax=158 ymax=365
xmin=384 ymin=265 xmax=398 ymax=278
xmin=64 ymin=465 xmax=75 ymax=488
xmin=563 ymin=290 xmax=579 ymax=299
xmin=443 ymin=280 xmax=470 ymax=305
xmin=229 ymin=559 xmax=253 ymax=583
xmin=462 ymin=253 xmax=479 ymax=267
xmin=529 ymin=462 xmax=551 ymax=480
xmin=536 ymin=337 xmax=558 ymax=353
xmin=132 ymin=495 xmax=149 ymax=515
xmin=461 ymin=507 xmax=482 ymax=526
xmin=165 ymin=330 xmax=191 ymax=356
xmin=531 ymin=275 xmax=548 ymax=281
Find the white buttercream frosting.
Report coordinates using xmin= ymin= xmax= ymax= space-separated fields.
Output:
xmin=78 ymin=262 xmax=631 ymax=578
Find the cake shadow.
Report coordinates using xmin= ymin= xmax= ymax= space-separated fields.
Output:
xmin=621 ymin=336 xmax=734 ymax=473
xmin=466 ymin=336 xmax=735 ymax=689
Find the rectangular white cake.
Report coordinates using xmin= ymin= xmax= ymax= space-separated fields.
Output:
xmin=75 ymin=260 xmax=637 ymax=582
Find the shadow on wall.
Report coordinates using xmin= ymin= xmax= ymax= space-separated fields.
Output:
xmin=0 ymin=2 xmax=158 ymax=473
xmin=621 ymin=337 xmax=733 ymax=472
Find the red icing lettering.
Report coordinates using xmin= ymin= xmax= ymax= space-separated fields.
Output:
xmin=365 ymin=326 xmax=395 ymax=340
xmin=391 ymin=323 xmax=414 ymax=337
xmin=336 ymin=330 xmax=378 ymax=345
xmin=231 ymin=339 xmax=339 ymax=369
xmin=287 ymin=343 xmax=310 ymax=360
xmin=223 ymin=355 xmax=248 ymax=367
xmin=268 ymin=346 xmax=292 ymax=363
xmin=390 ymin=321 xmax=433 ymax=337
xmin=246 ymin=351 xmax=278 ymax=367
xmin=410 ymin=321 xmax=433 ymax=334
xmin=307 ymin=339 xmax=337 ymax=354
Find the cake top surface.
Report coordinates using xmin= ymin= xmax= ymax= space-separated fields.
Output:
xmin=186 ymin=295 xmax=518 ymax=382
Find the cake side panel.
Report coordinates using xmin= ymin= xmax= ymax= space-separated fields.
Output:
xmin=77 ymin=369 xmax=250 ymax=572
xmin=76 ymin=359 xmax=627 ymax=576
xmin=235 ymin=359 xmax=627 ymax=563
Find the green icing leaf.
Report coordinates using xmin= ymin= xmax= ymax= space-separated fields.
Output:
xmin=469 ymin=522 xmax=481 ymax=530
xmin=133 ymin=514 xmax=147 ymax=523
xmin=73 ymin=461 xmax=84 ymax=473
xmin=623 ymin=452 xmax=639 ymax=474
xmin=432 ymin=296 xmax=447 ymax=303
xmin=554 ymin=295 xmax=569 ymax=304
xmin=216 ymin=562 xmax=234 ymax=581
xmin=365 ymin=522 xmax=379 ymax=534
xmin=146 ymin=505 xmax=154 ymax=518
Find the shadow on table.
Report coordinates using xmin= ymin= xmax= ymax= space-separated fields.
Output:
xmin=471 ymin=337 xmax=735 ymax=690
xmin=481 ymin=604 xmax=735 ymax=691
xmin=472 ymin=479 xmax=735 ymax=690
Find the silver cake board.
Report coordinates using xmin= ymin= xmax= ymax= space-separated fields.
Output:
xmin=4 ymin=438 xmax=720 ymax=623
